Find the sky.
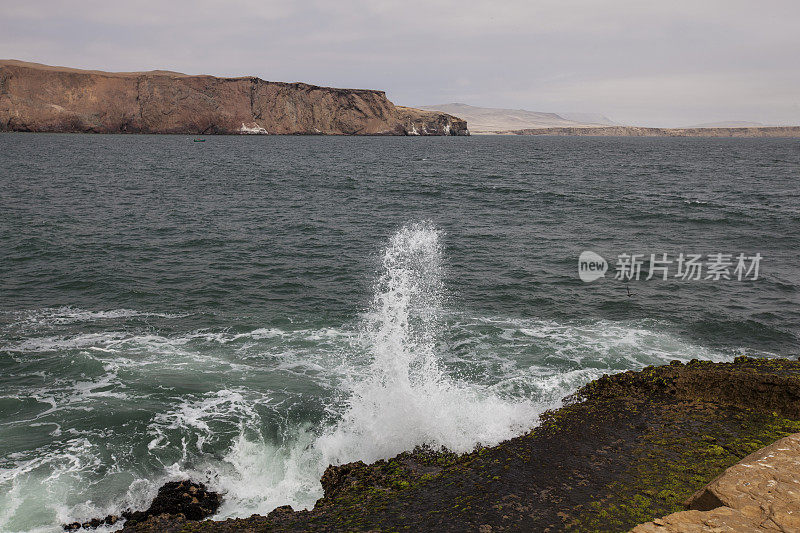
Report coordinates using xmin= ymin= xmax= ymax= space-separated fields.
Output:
xmin=2 ymin=0 xmax=799 ymax=127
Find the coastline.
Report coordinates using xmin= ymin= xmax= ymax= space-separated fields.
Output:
xmin=117 ymin=356 xmax=800 ymax=532
xmin=475 ymin=126 xmax=800 ymax=137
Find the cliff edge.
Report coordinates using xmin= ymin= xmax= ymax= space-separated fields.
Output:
xmin=0 ymin=60 xmax=468 ymax=136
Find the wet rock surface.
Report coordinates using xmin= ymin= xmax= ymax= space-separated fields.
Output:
xmin=122 ymin=480 xmax=221 ymax=524
xmin=63 ymin=515 xmax=120 ymax=530
xmin=120 ymin=357 xmax=800 ymax=532
xmin=65 ymin=480 xmax=220 ymax=530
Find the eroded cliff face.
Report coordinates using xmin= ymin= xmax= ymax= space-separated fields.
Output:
xmin=0 ymin=60 xmax=468 ymax=136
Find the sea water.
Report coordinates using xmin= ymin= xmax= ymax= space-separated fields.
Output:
xmin=0 ymin=134 xmax=798 ymax=531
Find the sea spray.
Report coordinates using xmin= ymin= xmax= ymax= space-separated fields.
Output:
xmin=199 ymin=223 xmax=540 ymax=517
xmin=316 ymin=222 xmax=538 ymax=464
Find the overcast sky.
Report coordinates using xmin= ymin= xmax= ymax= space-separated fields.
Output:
xmin=2 ymin=1 xmax=799 ymax=126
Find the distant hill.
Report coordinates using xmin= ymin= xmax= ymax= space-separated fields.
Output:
xmin=416 ymin=103 xmax=615 ymax=133
xmin=500 ymin=125 xmax=800 ymax=137
xmin=687 ymin=121 xmax=767 ymax=128
xmin=557 ymin=112 xmax=616 ymax=126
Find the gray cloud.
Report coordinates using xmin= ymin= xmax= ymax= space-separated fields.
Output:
xmin=2 ymin=0 xmax=798 ymax=126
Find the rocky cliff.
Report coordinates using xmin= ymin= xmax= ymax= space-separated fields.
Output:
xmin=0 ymin=60 xmax=468 ymax=136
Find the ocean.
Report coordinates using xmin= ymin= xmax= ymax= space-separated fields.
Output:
xmin=1 ymin=133 xmax=798 ymax=532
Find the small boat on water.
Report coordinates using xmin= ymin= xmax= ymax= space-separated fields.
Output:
xmin=193 ymin=139 xmax=206 ymax=142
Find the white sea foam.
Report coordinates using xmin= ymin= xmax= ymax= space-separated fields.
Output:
xmin=2 ymin=307 xmax=187 ymax=328
xmin=4 ymin=332 xmax=129 ymax=353
xmin=0 ymin=436 xmax=112 ymax=532
xmin=1 ymin=325 xmax=353 ymax=355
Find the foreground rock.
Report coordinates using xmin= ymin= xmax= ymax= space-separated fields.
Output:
xmin=121 ymin=357 xmax=800 ymax=532
xmin=65 ymin=480 xmax=220 ymax=530
xmin=0 ymin=60 xmax=468 ymax=136
xmin=632 ymin=432 xmax=800 ymax=532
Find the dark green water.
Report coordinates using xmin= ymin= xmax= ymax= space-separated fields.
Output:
xmin=1 ymin=134 xmax=798 ymax=531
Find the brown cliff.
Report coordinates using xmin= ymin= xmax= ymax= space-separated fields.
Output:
xmin=0 ymin=60 xmax=468 ymax=136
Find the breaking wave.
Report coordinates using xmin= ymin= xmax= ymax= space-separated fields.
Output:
xmin=315 ymin=222 xmax=538 ymax=464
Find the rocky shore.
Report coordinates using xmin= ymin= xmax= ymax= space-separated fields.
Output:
xmin=499 ymin=126 xmax=800 ymax=137
xmin=0 ymin=60 xmax=468 ymax=136
xmin=104 ymin=356 xmax=800 ymax=532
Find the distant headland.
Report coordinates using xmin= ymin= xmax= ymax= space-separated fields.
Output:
xmin=419 ymin=103 xmax=800 ymax=137
xmin=0 ymin=60 xmax=468 ymax=136
xmin=500 ymin=125 xmax=800 ymax=137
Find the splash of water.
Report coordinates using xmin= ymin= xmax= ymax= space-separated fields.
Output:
xmin=202 ymin=223 xmax=540 ymax=517
xmin=316 ymin=222 xmax=538 ymax=464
